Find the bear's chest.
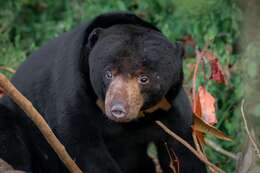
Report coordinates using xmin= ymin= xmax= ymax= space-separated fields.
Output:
xmin=101 ymin=109 xmax=171 ymax=144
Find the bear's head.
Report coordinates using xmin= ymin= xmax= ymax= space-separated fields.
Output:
xmin=87 ymin=24 xmax=183 ymax=122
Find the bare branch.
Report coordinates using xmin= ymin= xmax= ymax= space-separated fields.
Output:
xmin=192 ymin=51 xmax=202 ymax=111
xmin=204 ymin=139 xmax=238 ymax=160
xmin=241 ymin=99 xmax=260 ymax=158
xmin=192 ymin=131 xmax=222 ymax=173
xmin=0 ymin=66 xmax=16 ymax=74
xmin=149 ymin=156 xmax=163 ymax=173
xmin=0 ymin=74 xmax=83 ymax=173
xmin=156 ymin=121 xmax=225 ymax=173
xmin=192 ymin=131 xmax=204 ymax=155
xmin=164 ymin=143 xmax=179 ymax=173
xmin=147 ymin=142 xmax=163 ymax=173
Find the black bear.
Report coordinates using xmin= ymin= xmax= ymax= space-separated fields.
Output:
xmin=0 ymin=12 xmax=206 ymax=173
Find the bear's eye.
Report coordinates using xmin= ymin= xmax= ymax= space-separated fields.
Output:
xmin=138 ymin=75 xmax=150 ymax=85
xmin=105 ymin=71 xmax=113 ymax=79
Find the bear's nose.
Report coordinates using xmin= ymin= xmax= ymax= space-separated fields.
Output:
xmin=111 ymin=104 xmax=127 ymax=118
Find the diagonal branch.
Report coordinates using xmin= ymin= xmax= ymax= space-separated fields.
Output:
xmin=0 ymin=66 xmax=16 ymax=74
xmin=0 ymin=74 xmax=83 ymax=173
xmin=156 ymin=120 xmax=225 ymax=173
xmin=240 ymin=99 xmax=260 ymax=158
xmin=204 ymin=139 xmax=238 ymax=160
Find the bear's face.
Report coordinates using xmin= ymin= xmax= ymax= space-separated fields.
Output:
xmin=87 ymin=24 xmax=183 ymax=122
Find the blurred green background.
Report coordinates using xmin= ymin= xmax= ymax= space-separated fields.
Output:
xmin=0 ymin=0 xmax=257 ymax=172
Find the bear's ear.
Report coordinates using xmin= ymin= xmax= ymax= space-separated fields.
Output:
xmin=86 ymin=28 xmax=103 ymax=50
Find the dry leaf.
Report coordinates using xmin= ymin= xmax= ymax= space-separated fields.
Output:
xmin=198 ymin=86 xmax=217 ymax=125
xmin=194 ymin=91 xmax=202 ymax=116
xmin=201 ymin=50 xmax=227 ymax=84
xmin=193 ymin=116 xmax=232 ymax=141
xmin=209 ymin=58 xmax=227 ymax=84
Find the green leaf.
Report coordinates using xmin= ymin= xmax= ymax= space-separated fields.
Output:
xmin=147 ymin=142 xmax=158 ymax=158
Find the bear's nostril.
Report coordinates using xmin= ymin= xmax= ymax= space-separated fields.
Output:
xmin=111 ymin=105 xmax=127 ymax=118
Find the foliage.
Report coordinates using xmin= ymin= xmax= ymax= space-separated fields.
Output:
xmin=0 ymin=0 xmax=243 ymax=172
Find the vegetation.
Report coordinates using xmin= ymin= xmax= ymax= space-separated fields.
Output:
xmin=0 ymin=0 xmax=248 ymax=172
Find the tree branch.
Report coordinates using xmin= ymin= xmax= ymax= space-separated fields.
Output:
xmin=0 ymin=74 xmax=83 ymax=173
xmin=156 ymin=120 xmax=225 ymax=173
xmin=192 ymin=50 xmax=202 ymax=112
xmin=0 ymin=66 xmax=16 ymax=74
xmin=204 ymin=139 xmax=238 ymax=160
xmin=241 ymin=99 xmax=260 ymax=158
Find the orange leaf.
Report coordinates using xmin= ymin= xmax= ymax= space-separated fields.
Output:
xmin=198 ymin=86 xmax=217 ymax=125
xmin=194 ymin=91 xmax=202 ymax=117
xmin=193 ymin=116 xmax=232 ymax=141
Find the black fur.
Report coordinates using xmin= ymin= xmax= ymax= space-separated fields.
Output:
xmin=0 ymin=12 xmax=206 ymax=173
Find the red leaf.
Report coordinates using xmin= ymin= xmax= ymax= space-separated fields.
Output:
xmin=201 ymin=50 xmax=227 ymax=84
xmin=209 ymin=58 xmax=227 ymax=84
xmin=198 ymin=86 xmax=217 ymax=125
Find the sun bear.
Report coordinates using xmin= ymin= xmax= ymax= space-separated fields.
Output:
xmin=0 ymin=12 xmax=206 ymax=173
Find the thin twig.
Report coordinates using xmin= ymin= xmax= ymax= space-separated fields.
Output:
xmin=192 ymin=50 xmax=202 ymax=111
xmin=192 ymin=131 xmax=204 ymax=155
xmin=0 ymin=66 xmax=16 ymax=74
xmin=170 ymin=149 xmax=179 ymax=173
xmin=147 ymin=143 xmax=163 ymax=173
xmin=241 ymin=99 xmax=260 ymax=158
xmin=192 ymin=41 xmax=213 ymax=110
xmin=156 ymin=121 xmax=225 ymax=173
xmin=149 ymin=155 xmax=163 ymax=173
xmin=192 ymin=131 xmax=220 ymax=173
xmin=204 ymin=139 xmax=237 ymax=160
xmin=0 ymin=74 xmax=83 ymax=173
xmin=164 ymin=143 xmax=179 ymax=173
xmin=201 ymin=58 xmax=208 ymax=84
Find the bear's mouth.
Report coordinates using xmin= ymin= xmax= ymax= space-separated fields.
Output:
xmin=104 ymin=75 xmax=144 ymax=123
